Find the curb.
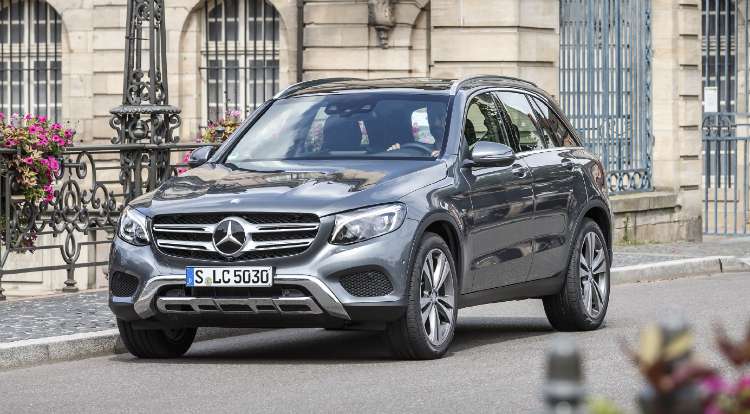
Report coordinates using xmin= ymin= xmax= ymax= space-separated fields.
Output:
xmin=0 ymin=327 xmax=262 ymax=371
xmin=611 ymin=256 xmax=750 ymax=285
xmin=2 ymin=256 xmax=749 ymax=370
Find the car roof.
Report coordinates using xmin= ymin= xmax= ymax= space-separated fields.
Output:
xmin=278 ymin=76 xmax=541 ymax=99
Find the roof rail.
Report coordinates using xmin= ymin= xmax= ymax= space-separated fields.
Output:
xmin=273 ymin=78 xmax=363 ymax=99
xmin=449 ymin=75 xmax=537 ymax=94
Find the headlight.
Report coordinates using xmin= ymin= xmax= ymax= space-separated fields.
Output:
xmin=118 ymin=206 xmax=151 ymax=246
xmin=330 ymin=204 xmax=406 ymax=245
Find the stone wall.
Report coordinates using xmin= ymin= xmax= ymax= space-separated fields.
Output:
xmin=611 ymin=0 xmax=703 ymax=244
xmin=430 ymin=0 xmax=559 ymax=95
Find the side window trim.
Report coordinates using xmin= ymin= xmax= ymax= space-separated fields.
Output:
xmin=490 ymin=92 xmax=522 ymax=153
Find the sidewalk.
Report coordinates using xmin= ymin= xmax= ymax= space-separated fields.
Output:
xmin=1 ymin=235 xmax=749 ymax=368
xmin=612 ymin=235 xmax=750 ymax=267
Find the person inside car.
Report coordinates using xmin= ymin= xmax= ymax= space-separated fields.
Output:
xmin=386 ymin=102 xmax=447 ymax=157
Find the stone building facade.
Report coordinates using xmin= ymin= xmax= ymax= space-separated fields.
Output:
xmin=0 ymin=0 xmax=710 ymax=294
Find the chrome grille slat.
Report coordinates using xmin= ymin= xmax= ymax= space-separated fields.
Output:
xmin=151 ymin=213 xmax=320 ymax=261
xmin=156 ymin=240 xmax=214 ymax=251
xmin=254 ymin=223 xmax=319 ymax=233
xmin=253 ymin=239 xmax=314 ymax=250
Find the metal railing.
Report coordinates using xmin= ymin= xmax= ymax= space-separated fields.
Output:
xmin=0 ymin=143 xmax=216 ymax=300
xmin=559 ymin=0 xmax=654 ymax=193
xmin=701 ymin=0 xmax=750 ymax=235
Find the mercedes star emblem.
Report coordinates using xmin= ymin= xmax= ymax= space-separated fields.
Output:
xmin=212 ymin=217 xmax=248 ymax=256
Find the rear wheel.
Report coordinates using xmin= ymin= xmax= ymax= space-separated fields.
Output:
xmin=387 ymin=232 xmax=458 ymax=359
xmin=117 ymin=319 xmax=196 ymax=358
xmin=543 ymin=218 xmax=610 ymax=331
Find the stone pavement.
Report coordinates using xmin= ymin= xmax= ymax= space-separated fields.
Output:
xmin=0 ymin=291 xmax=113 ymax=343
xmin=1 ymin=236 xmax=748 ymax=344
xmin=612 ymin=235 xmax=750 ymax=267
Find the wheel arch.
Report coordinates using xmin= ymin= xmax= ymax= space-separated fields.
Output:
xmin=576 ymin=200 xmax=613 ymax=259
xmin=411 ymin=212 xmax=465 ymax=293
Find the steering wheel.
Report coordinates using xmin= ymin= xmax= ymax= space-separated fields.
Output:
xmin=397 ymin=142 xmax=435 ymax=156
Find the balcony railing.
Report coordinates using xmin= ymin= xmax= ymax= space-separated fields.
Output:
xmin=0 ymin=143 xmax=217 ymax=300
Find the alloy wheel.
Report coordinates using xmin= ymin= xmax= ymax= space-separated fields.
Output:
xmin=420 ymin=248 xmax=456 ymax=346
xmin=578 ymin=231 xmax=608 ymax=318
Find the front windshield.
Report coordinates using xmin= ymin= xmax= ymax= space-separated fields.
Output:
xmin=225 ymin=92 xmax=450 ymax=162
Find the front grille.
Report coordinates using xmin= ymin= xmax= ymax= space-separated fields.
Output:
xmin=152 ymin=212 xmax=320 ymax=261
xmin=340 ymin=271 xmax=394 ymax=297
xmin=110 ymin=272 xmax=139 ymax=297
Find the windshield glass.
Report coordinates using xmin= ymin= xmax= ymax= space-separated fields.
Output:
xmin=225 ymin=92 xmax=450 ymax=162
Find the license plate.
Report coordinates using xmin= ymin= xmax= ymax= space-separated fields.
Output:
xmin=186 ymin=267 xmax=273 ymax=287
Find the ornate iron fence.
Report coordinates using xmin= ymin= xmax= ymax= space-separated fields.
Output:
xmin=0 ymin=143 xmax=216 ymax=300
xmin=559 ymin=0 xmax=654 ymax=193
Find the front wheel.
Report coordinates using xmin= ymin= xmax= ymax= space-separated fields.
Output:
xmin=543 ymin=218 xmax=610 ymax=331
xmin=117 ymin=319 xmax=196 ymax=358
xmin=386 ymin=232 xmax=458 ymax=360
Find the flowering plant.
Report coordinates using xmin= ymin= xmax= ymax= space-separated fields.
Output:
xmin=0 ymin=113 xmax=74 ymax=203
xmin=179 ymin=110 xmax=243 ymax=173
xmin=702 ymin=325 xmax=750 ymax=414
xmin=0 ymin=113 xmax=75 ymax=249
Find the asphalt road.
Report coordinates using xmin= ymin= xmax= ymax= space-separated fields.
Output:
xmin=2 ymin=273 xmax=749 ymax=413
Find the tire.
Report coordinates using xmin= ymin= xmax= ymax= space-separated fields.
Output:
xmin=117 ymin=319 xmax=196 ymax=358
xmin=386 ymin=232 xmax=458 ymax=360
xmin=543 ymin=218 xmax=611 ymax=331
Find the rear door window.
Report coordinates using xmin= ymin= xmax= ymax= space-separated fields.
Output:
xmin=529 ymin=96 xmax=579 ymax=148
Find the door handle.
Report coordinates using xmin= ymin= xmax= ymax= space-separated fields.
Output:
xmin=511 ymin=163 xmax=529 ymax=178
xmin=561 ymin=158 xmax=574 ymax=170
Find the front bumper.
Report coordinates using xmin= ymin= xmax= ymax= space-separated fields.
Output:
xmin=108 ymin=217 xmax=419 ymax=327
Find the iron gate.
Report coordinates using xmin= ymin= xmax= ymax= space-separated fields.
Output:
xmin=701 ymin=0 xmax=750 ymax=235
xmin=560 ymin=0 xmax=653 ymax=193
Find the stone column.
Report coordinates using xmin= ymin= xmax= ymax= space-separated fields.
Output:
xmin=92 ymin=0 xmax=128 ymax=143
xmin=632 ymin=0 xmax=702 ymax=241
xmin=429 ymin=0 xmax=559 ymax=96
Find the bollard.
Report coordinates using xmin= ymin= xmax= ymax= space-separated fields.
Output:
xmin=544 ymin=336 xmax=586 ymax=414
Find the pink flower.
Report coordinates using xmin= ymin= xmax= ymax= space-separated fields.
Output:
xmin=703 ymin=375 xmax=728 ymax=394
xmin=52 ymin=135 xmax=65 ymax=145
xmin=51 ymin=122 xmax=62 ymax=130
xmin=23 ymin=114 xmax=32 ymax=120
xmin=47 ymin=157 xmax=59 ymax=171
xmin=63 ymin=129 xmax=74 ymax=139
xmin=39 ymin=158 xmax=49 ymax=166
xmin=38 ymin=116 xmax=47 ymax=123
xmin=22 ymin=156 xmax=34 ymax=165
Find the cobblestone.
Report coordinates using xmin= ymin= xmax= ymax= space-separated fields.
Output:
xmin=0 ymin=291 xmax=113 ymax=343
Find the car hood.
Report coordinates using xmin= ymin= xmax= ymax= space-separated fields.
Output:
xmin=130 ymin=159 xmax=447 ymax=217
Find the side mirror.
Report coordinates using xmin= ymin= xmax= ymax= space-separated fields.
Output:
xmin=469 ymin=141 xmax=516 ymax=166
xmin=187 ymin=146 xmax=215 ymax=168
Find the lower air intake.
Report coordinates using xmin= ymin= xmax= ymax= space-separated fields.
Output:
xmin=110 ymin=272 xmax=140 ymax=297
xmin=340 ymin=271 xmax=393 ymax=297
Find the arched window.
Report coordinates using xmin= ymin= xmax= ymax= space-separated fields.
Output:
xmin=0 ymin=0 xmax=61 ymax=119
xmin=202 ymin=0 xmax=280 ymax=122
